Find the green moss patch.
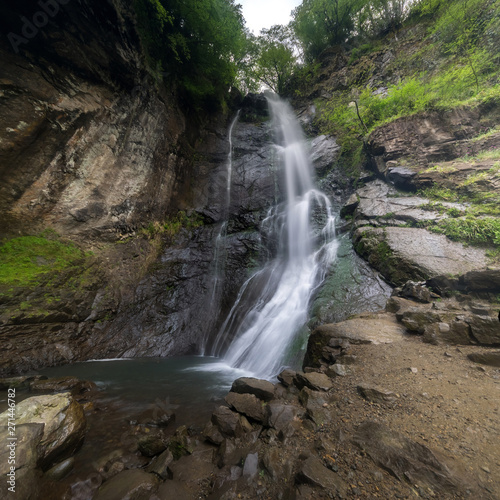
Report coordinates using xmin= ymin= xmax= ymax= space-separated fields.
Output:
xmin=0 ymin=234 xmax=85 ymax=287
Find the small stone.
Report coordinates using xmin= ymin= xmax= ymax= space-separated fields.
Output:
xmin=326 ymin=364 xmax=349 ymax=377
xmin=294 ymin=372 xmax=334 ymax=391
xmin=243 ymin=452 xmax=259 ymax=477
xmin=357 ymin=384 xmax=397 ymax=404
xmin=481 ymin=466 xmax=491 ymax=473
xmin=444 ymin=352 xmax=452 ymax=358
xmin=44 ymin=457 xmax=75 ymax=480
xmin=410 ymin=367 xmax=418 ymax=374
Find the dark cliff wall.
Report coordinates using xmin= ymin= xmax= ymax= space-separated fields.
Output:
xmin=0 ymin=0 xmax=245 ymax=373
xmin=0 ymin=0 xmax=192 ymax=239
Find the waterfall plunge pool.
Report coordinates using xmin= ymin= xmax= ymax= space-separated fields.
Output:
xmin=36 ymin=356 xmax=253 ymax=427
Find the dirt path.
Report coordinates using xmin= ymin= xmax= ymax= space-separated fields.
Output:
xmin=320 ymin=334 xmax=500 ymax=498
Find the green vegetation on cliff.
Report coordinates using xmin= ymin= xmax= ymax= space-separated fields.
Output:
xmin=133 ymin=0 xmax=248 ymax=108
xmin=0 ymin=233 xmax=86 ymax=288
xmin=292 ymin=0 xmax=500 ymax=175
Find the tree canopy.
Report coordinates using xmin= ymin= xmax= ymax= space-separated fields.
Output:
xmin=134 ymin=0 xmax=248 ymax=108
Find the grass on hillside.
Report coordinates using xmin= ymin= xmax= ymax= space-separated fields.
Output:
xmin=313 ymin=0 xmax=500 ymax=177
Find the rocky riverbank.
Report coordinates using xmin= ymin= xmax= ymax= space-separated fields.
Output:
xmin=2 ymin=281 xmax=499 ymax=499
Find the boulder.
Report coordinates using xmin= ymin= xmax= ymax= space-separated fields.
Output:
xmin=168 ymin=446 xmax=216 ymax=484
xmin=137 ymin=431 xmax=167 ymax=457
xmin=211 ymin=406 xmax=243 ymax=438
xmin=304 ymin=313 xmax=404 ymax=369
xmin=168 ymin=426 xmax=194 ymax=460
xmin=354 ymin=226 xmax=488 ymax=286
xmin=146 ymin=449 xmax=174 ymax=480
xmin=386 ymin=166 xmax=417 ymax=190
xmin=29 ymin=376 xmax=97 ymax=395
xmin=44 ymin=457 xmax=75 ymax=480
xmin=298 ymin=388 xmax=338 ymax=427
xmin=423 ymin=320 xmax=472 ymax=345
xmin=460 ymin=268 xmax=500 ymax=292
xmin=266 ymin=403 xmax=303 ymax=437
xmin=0 ymin=375 xmax=46 ymax=390
xmin=400 ymin=281 xmax=433 ymax=303
xmin=326 ymin=364 xmax=349 ymax=377
xmin=242 ymin=452 xmax=259 ymax=477
xmin=230 ymin=377 xmax=275 ymax=402
xmin=0 ymin=423 xmax=43 ymax=499
xmin=202 ymin=421 xmax=224 ymax=445
xmin=225 ymin=392 xmax=266 ymax=423
xmin=400 ymin=309 xmax=441 ymax=334
xmin=94 ymin=469 xmax=158 ymax=500
xmin=340 ymin=193 xmax=359 ymax=217
xmin=277 ymin=369 xmax=296 ymax=387
xmin=1 ymin=393 xmax=86 ymax=469
xmin=467 ymin=315 xmax=500 ymax=344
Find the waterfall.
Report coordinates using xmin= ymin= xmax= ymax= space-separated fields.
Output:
xmin=209 ymin=94 xmax=338 ymax=380
xmin=210 ymin=111 xmax=240 ymax=303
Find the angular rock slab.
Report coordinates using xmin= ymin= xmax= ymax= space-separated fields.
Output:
xmin=297 ymin=456 xmax=348 ymax=497
xmin=0 ymin=392 xmax=86 ymax=468
xmin=294 ymin=372 xmax=334 ymax=392
xmin=304 ymin=313 xmax=404 ymax=369
xmin=467 ymin=315 xmax=500 ymax=345
xmin=354 ymin=226 xmax=488 ymax=286
xmin=353 ymin=421 xmax=462 ymax=494
xmin=225 ymin=392 xmax=266 ymax=423
xmin=467 ymin=351 xmax=500 ymax=367
xmin=211 ymin=406 xmax=243 ymax=438
xmin=231 ymin=377 xmax=275 ymax=402
xmin=357 ymin=384 xmax=398 ymax=404
xmin=267 ymin=402 xmax=304 ymax=438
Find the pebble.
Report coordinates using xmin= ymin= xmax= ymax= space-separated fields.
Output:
xmin=481 ymin=466 xmax=491 ymax=473
xmin=410 ymin=367 xmax=418 ymax=374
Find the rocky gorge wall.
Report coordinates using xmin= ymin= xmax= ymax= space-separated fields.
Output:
xmin=0 ymin=0 xmax=271 ymax=373
xmin=0 ymin=1 xmax=391 ymax=375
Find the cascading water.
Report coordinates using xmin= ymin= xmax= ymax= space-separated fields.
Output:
xmin=202 ymin=111 xmax=241 ymax=355
xmin=209 ymin=94 xmax=339 ymax=380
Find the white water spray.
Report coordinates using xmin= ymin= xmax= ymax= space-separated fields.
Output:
xmin=210 ymin=94 xmax=338 ymax=379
